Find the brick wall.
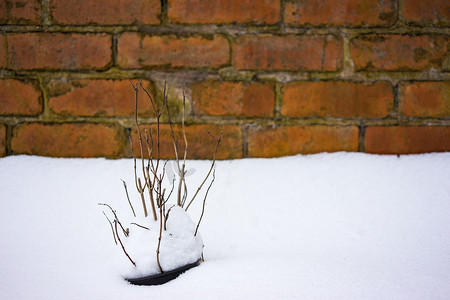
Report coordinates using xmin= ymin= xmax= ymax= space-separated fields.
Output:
xmin=0 ymin=0 xmax=449 ymax=159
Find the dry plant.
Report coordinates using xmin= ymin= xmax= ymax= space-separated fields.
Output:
xmin=100 ymin=80 xmax=221 ymax=273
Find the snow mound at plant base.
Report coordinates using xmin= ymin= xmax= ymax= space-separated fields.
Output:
xmin=117 ymin=206 xmax=203 ymax=278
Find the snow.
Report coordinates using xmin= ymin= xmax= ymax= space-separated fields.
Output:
xmin=0 ymin=152 xmax=449 ymax=299
xmin=116 ymin=206 xmax=204 ymax=278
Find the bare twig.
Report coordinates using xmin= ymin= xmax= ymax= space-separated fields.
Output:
xmin=144 ymin=130 xmax=155 ymax=173
xmin=181 ymin=91 xmax=188 ymax=166
xmin=140 ymin=81 xmax=166 ymax=221
xmin=194 ymin=167 xmax=215 ymax=237
xmin=98 ymin=203 xmax=128 ymax=237
xmin=162 ymin=175 xmax=176 ymax=207
xmin=156 ymin=190 xmax=164 ymax=273
xmin=164 ymin=205 xmax=175 ymax=230
xmin=164 ymin=86 xmax=187 ymax=208
xmin=121 ymin=180 xmax=136 ymax=217
xmin=143 ymin=130 xmax=158 ymax=221
xmin=131 ymin=223 xmax=150 ymax=230
xmin=182 ymin=182 xmax=188 ymax=207
xmin=102 ymin=211 xmax=117 ymax=245
xmin=127 ymin=115 xmax=148 ymax=218
xmin=152 ymin=82 xmax=165 ymax=181
xmin=177 ymin=165 xmax=185 ymax=207
xmin=177 ymin=92 xmax=188 ymax=207
xmin=128 ymin=133 xmax=140 ymax=195
xmin=139 ymin=80 xmax=158 ymax=114
xmin=134 ymin=81 xmax=152 ymax=219
xmin=137 ymin=178 xmax=148 ymax=217
xmin=115 ymin=220 xmax=136 ymax=266
xmin=185 ymin=131 xmax=222 ymax=211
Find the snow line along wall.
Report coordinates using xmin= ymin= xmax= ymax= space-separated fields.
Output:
xmin=0 ymin=0 xmax=449 ymax=159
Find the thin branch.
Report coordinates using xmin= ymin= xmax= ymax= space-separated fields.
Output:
xmin=181 ymin=181 xmax=188 ymax=207
xmin=164 ymin=85 xmax=182 ymax=202
xmin=164 ymin=205 xmax=175 ymax=230
xmin=115 ymin=220 xmax=136 ymax=267
xmin=146 ymin=82 xmax=166 ymax=216
xmin=131 ymin=223 xmax=150 ymax=230
xmin=178 ymin=91 xmax=188 ymax=207
xmin=143 ymin=129 xmax=158 ymax=221
xmin=156 ymin=190 xmax=165 ymax=273
xmin=137 ymin=178 xmax=148 ymax=217
xmin=121 ymin=180 xmax=136 ymax=217
xmin=181 ymin=91 xmax=188 ymax=166
xmin=194 ymin=167 xmax=215 ymax=237
xmin=185 ymin=131 xmax=222 ymax=211
xmin=162 ymin=175 xmax=176 ymax=207
xmin=144 ymin=129 xmax=155 ymax=172
xmin=102 ymin=211 xmax=117 ymax=245
xmin=128 ymin=133 xmax=140 ymax=193
xmin=144 ymin=167 xmax=157 ymax=221
xmin=177 ymin=164 xmax=185 ymax=207
xmin=98 ymin=203 xmax=128 ymax=237
xmin=139 ymin=80 xmax=158 ymax=115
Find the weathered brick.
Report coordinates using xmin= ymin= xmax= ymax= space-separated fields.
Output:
xmin=0 ymin=2 xmax=5 ymax=21
xmin=50 ymin=0 xmax=160 ymax=25
xmin=233 ymin=35 xmax=342 ymax=71
xmin=0 ymin=0 xmax=41 ymax=25
xmin=130 ymin=124 xmax=242 ymax=159
xmin=8 ymin=33 xmax=112 ymax=70
xmin=0 ymin=35 xmax=7 ymax=67
xmin=118 ymin=33 xmax=229 ymax=69
xmin=191 ymin=81 xmax=275 ymax=117
xmin=0 ymin=79 xmax=42 ymax=115
xmin=0 ymin=124 xmax=6 ymax=157
xmin=168 ymin=0 xmax=280 ymax=24
xmin=49 ymin=80 xmax=155 ymax=117
xmin=281 ymin=81 xmax=393 ymax=118
xmin=365 ymin=126 xmax=450 ymax=154
xmin=285 ymin=0 xmax=396 ymax=27
xmin=399 ymin=81 xmax=450 ymax=118
xmin=248 ymin=125 xmax=359 ymax=157
xmin=12 ymin=123 xmax=126 ymax=158
xmin=351 ymin=34 xmax=449 ymax=71
xmin=403 ymin=0 xmax=449 ymax=26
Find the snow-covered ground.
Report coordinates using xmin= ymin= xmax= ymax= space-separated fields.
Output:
xmin=1 ymin=153 xmax=449 ymax=299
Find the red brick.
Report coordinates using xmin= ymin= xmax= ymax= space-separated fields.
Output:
xmin=233 ymin=35 xmax=342 ymax=71
xmin=0 ymin=2 xmax=5 ymax=21
xmin=168 ymin=0 xmax=280 ymax=24
xmin=248 ymin=125 xmax=359 ymax=157
xmin=12 ymin=123 xmax=126 ymax=158
xmin=0 ymin=79 xmax=42 ymax=115
xmin=399 ymin=81 xmax=450 ymax=117
xmin=50 ymin=0 xmax=160 ymax=25
xmin=0 ymin=124 xmax=6 ymax=157
xmin=8 ymin=33 xmax=112 ymax=70
xmin=49 ymin=80 xmax=155 ymax=117
xmin=281 ymin=81 xmax=393 ymax=118
xmin=0 ymin=35 xmax=7 ymax=67
xmin=191 ymin=81 xmax=275 ymax=117
xmin=403 ymin=0 xmax=449 ymax=26
xmin=0 ymin=0 xmax=41 ymax=25
xmin=365 ymin=126 xmax=450 ymax=154
xmin=118 ymin=33 xmax=229 ymax=69
xmin=285 ymin=0 xmax=396 ymax=27
xmin=351 ymin=34 xmax=449 ymax=71
xmin=130 ymin=124 xmax=242 ymax=159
